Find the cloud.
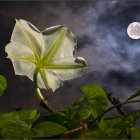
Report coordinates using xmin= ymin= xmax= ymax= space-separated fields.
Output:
xmin=1 ymin=1 xmax=140 ymax=110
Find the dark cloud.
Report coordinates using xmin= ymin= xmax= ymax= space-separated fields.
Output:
xmin=106 ymin=70 xmax=140 ymax=88
xmin=65 ymin=1 xmax=94 ymax=12
xmin=1 ymin=1 xmax=140 ymax=112
xmin=77 ymin=35 xmax=94 ymax=49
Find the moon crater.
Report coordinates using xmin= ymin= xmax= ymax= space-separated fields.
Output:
xmin=127 ymin=22 xmax=140 ymax=39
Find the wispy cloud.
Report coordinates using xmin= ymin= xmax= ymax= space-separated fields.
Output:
xmin=1 ymin=1 xmax=140 ymax=108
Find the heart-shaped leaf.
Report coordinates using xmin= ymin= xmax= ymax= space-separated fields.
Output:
xmin=0 ymin=120 xmax=30 ymax=139
xmin=80 ymin=84 xmax=108 ymax=118
xmin=31 ymin=121 xmax=67 ymax=138
xmin=0 ymin=109 xmax=39 ymax=125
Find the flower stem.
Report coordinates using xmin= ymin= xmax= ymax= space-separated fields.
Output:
xmin=96 ymin=99 xmax=140 ymax=122
xmin=86 ymin=99 xmax=140 ymax=128
xmin=102 ymin=99 xmax=140 ymax=117
xmin=33 ymin=68 xmax=55 ymax=112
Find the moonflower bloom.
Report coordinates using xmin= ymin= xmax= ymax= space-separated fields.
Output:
xmin=5 ymin=19 xmax=87 ymax=91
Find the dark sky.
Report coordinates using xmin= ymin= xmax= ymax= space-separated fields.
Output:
xmin=0 ymin=0 xmax=140 ymax=112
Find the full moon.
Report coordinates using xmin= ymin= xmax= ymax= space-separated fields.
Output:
xmin=127 ymin=22 xmax=140 ymax=39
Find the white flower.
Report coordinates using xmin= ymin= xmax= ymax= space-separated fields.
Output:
xmin=5 ymin=19 xmax=87 ymax=91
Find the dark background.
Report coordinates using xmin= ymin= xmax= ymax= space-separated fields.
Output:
xmin=0 ymin=0 xmax=140 ymax=113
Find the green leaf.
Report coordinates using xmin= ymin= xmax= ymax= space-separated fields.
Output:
xmin=0 ymin=109 xmax=39 ymax=138
xmin=99 ymin=110 xmax=140 ymax=130
xmin=0 ymin=109 xmax=39 ymax=125
xmin=31 ymin=121 xmax=67 ymax=138
xmin=127 ymin=89 xmax=140 ymax=100
xmin=80 ymin=84 xmax=108 ymax=118
xmin=42 ymin=112 xmax=68 ymax=125
xmin=80 ymin=128 xmax=121 ymax=139
xmin=99 ymin=117 xmax=123 ymax=129
xmin=124 ymin=110 xmax=140 ymax=127
xmin=131 ymin=127 xmax=140 ymax=139
xmin=0 ymin=110 xmax=67 ymax=138
xmin=0 ymin=120 xmax=30 ymax=139
xmin=73 ymin=97 xmax=84 ymax=106
xmin=15 ymin=109 xmax=39 ymax=124
xmin=62 ymin=106 xmax=78 ymax=117
xmin=75 ymin=109 xmax=91 ymax=121
xmin=64 ymin=107 xmax=85 ymax=129
xmin=0 ymin=75 xmax=7 ymax=96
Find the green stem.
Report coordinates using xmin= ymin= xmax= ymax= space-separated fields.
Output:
xmin=107 ymin=93 xmax=126 ymax=116
xmin=104 ymin=99 xmax=140 ymax=116
xmin=98 ymin=99 xmax=140 ymax=121
xmin=33 ymin=67 xmax=55 ymax=112
xmin=86 ymin=99 xmax=140 ymax=129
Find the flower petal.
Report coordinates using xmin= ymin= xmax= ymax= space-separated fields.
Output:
xmin=5 ymin=20 xmax=87 ymax=92
xmin=5 ymin=42 xmax=35 ymax=77
xmin=5 ymin=19 xmax=44 ymax=79
xmin=36 ymin=57 xmax=87 ymax=91
xmin=48 ymin=57 xmax=87 ymax=81
xmin=39 ymin=26 xmax=87 ymax=91
xmin=46 ymin=70 xmax=63 ymax=92
xmin=37 ymin=69 xmax=63 ymax=92
xmin=42 ymin=25 xmax=76 ymax=62
xmin=11 ymin=19 xmax=44 ymax=61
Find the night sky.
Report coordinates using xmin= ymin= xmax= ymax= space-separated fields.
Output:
xmin=0 ymin=0 xmax=140 ymax=113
